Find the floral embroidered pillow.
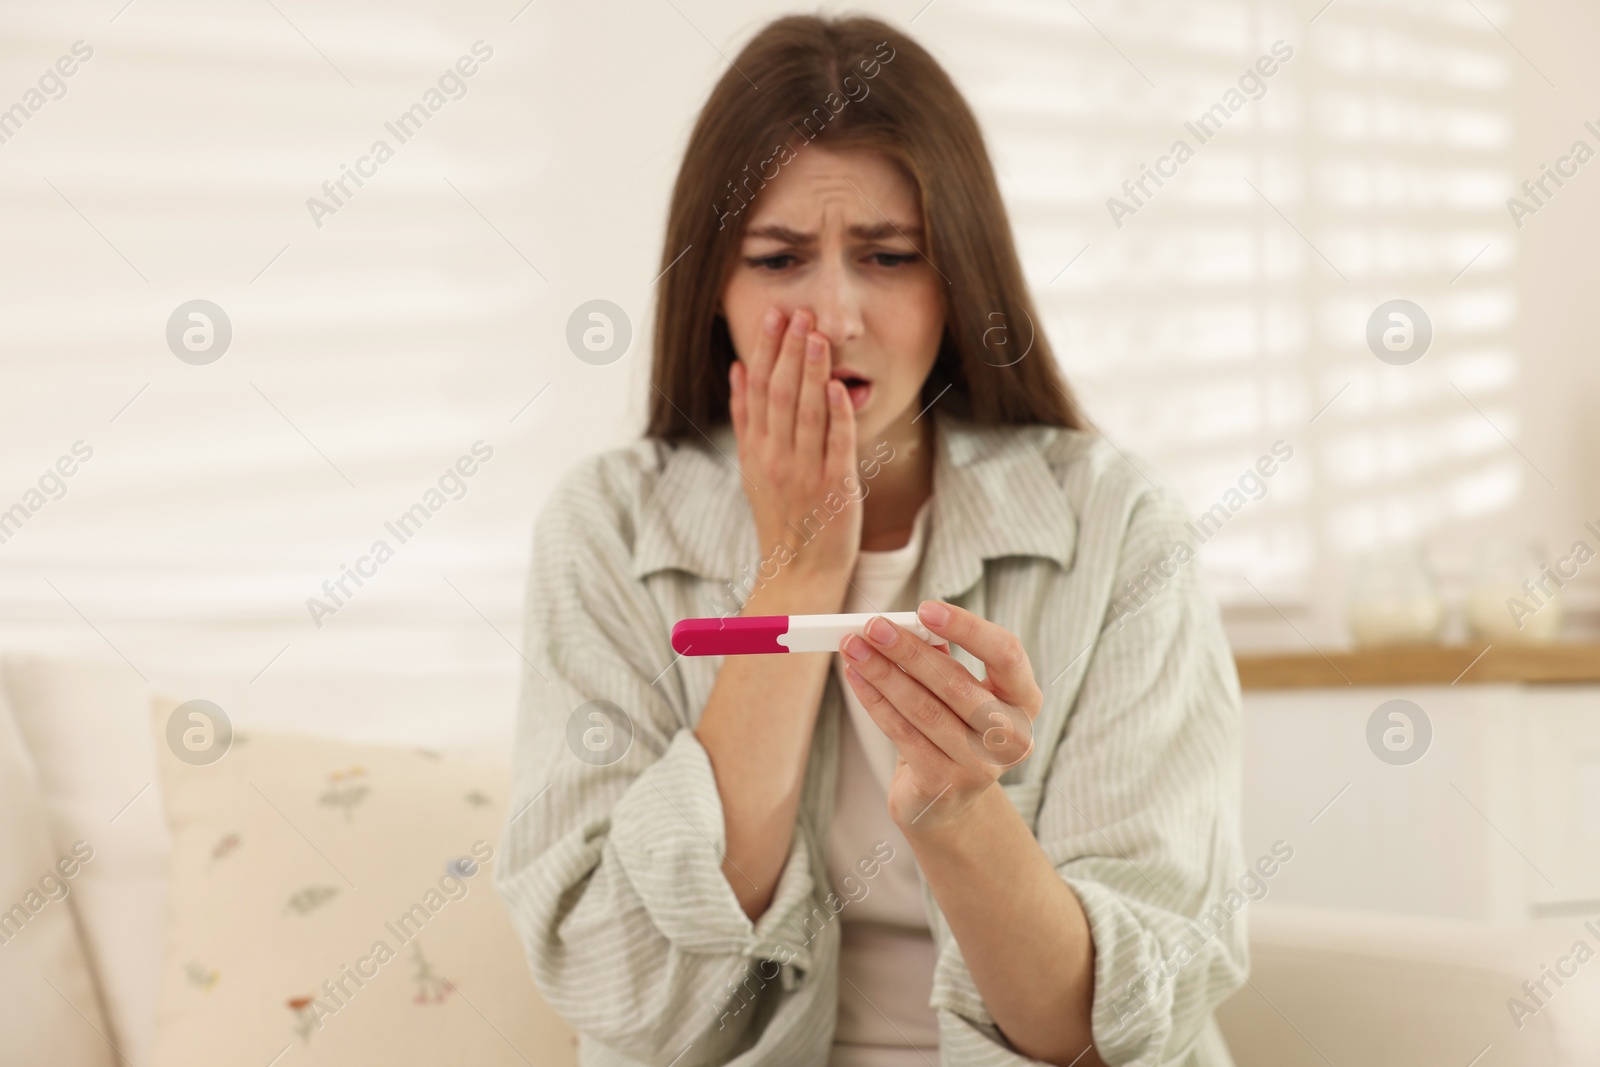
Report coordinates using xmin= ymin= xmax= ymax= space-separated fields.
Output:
xmin=147 ymin=695 xmax=576 ymax=1066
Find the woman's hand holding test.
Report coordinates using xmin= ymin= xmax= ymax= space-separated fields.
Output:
xmin=841 ymin=601 xmax=1106 ymax=1066
xmin=839 ymin=599 xmax=1041 ymax=832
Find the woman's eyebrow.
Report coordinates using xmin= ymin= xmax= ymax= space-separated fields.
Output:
xmin=743 ymin=221 xmax=923 ymax=243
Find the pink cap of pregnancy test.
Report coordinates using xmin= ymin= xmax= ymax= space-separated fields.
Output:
xmin=670 ymin=616 xmax=789 ymax=656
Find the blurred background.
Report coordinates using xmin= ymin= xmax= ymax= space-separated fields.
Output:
xmin=3 ymin=2 xmax=1599 ymax=1065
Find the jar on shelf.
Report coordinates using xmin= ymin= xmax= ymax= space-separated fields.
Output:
xmin=1465 ymin=540 xmax=1562 ymax=643
xmin=1345 ymin=545 xmax=1443 ymax=647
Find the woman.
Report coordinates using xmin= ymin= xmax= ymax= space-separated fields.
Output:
xmin=495 ymin=14 xmax=1247 ymax=1067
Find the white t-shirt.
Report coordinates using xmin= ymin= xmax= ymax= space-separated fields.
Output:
xmin=825 ymin=498 xmax=941 ymax=1067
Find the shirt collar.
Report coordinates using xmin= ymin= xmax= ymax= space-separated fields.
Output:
xmin=629 ymin=405 xmax=1078 ymax=602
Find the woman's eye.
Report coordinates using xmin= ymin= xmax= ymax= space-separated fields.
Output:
xmin=746 ymin=254 xmax=795 ymax=271
xmin=743 ymin=252 xmax=915 ymax=271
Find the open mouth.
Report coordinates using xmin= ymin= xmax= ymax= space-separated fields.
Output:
xmin=831 ymin=371 xmax=872 ymax=411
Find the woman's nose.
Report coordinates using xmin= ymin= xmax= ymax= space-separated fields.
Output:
xmin=806 ymin=258 xmax=865 ymax=348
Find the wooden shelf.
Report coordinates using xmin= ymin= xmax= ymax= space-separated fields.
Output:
xmin=1235 ymin=642 xmax=1600 ymax=690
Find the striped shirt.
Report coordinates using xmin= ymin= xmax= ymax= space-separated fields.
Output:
xmin=494 ymin=407 xmax=1249 ymax=1067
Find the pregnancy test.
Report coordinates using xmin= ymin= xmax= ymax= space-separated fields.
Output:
xmin=671 ymin=611 xmax=938 ymax=656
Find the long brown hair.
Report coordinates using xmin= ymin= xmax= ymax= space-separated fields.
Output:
xmin=644 ymin=13 xmax=1083 ymax=441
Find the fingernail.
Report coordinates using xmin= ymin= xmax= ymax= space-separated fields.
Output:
xmin=789 ymin=309 xmax=809 ymax=336
xmin=762 ymin=308 xmax=782 ymax=336
xmin=843 ymin=635 xmax=871 ymax=661
xmin=807 ymin=334 xmax=824 ymax=361
xmin=866 ymin=617 xmax=897 ymax=645
xmin=918 ymin=601 xmax=950 ymax=626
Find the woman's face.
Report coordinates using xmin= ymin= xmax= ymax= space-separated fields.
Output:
xmin=719 ymin=145 xmax=946 ymax=448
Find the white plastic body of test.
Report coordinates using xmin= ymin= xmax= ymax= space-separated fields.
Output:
xmin=773 ymin=611 xmax=935 ymax=653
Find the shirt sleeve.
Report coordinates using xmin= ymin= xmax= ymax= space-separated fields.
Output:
xmin=492 ymin=457 xmax=824 ymax=1063
xmin=932 ymin=479 xmax=1250 ymax=1066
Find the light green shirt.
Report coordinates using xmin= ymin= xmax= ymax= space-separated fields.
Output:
xmin=494 ymin=407 xmax=1248 ymax=1066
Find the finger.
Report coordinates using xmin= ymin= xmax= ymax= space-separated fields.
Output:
xmin=728 ymin=360 xmax=746 ymax=442
xmin=767 ymin=307 xmax=811 ymax=448
xmin=793 ymin=331 xmax=830 ymax=473
xmin=842 ymin=633 xmax=973 ymax=763
xmin=745 ymin=306 xmax=785 ymax=439
xmin=858 ymin=616 xmax=991 ymax=729
xmin=915 ymin=601 xmax=1042 ymax=711
xmin=842 ymin=662 xmax=956 ymax=775
xmin=848 ymin=636 xmax=1033 ymax=769
xmin=823 ymin=375 xmax=856 ymax=487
